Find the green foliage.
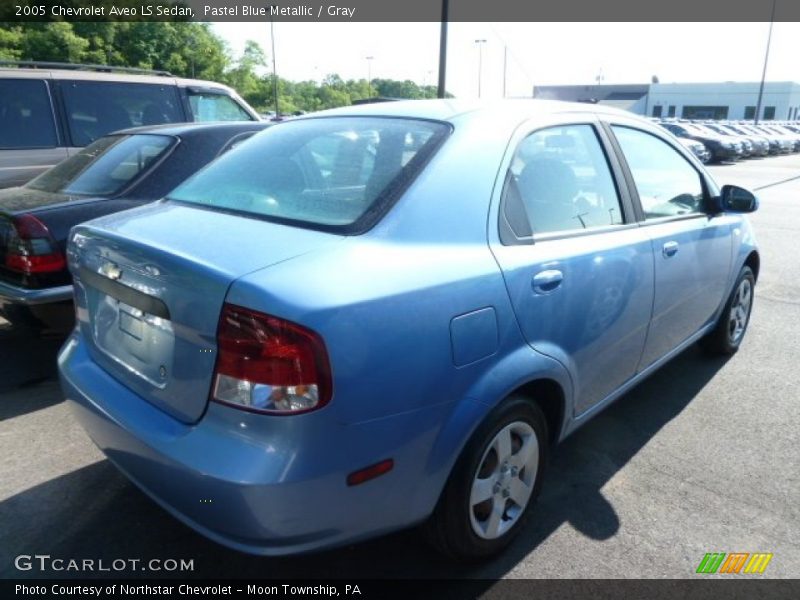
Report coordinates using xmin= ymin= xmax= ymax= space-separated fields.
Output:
xmin=0 ymin=22 xmax=451 ymax=112
xmin=0 ymin=25 xmax=22 ymax=60
xmin=16 ymin=22 xmax=89 ymax=63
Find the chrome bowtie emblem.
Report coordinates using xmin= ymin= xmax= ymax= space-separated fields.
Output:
xmin=100 ymin=262 xmax=122 ymax=281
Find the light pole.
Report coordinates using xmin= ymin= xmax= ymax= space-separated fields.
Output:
xmin=474 ymin=39 xmax=487 ymax=98
xmin=437 ymin=0 xmax=448 ymax=98
xmin=270 ymin=16 xmax=279 ymax=118
xmin=754 ymin=0 xmax=777 ymax=124
xmin=366 ymin=56 xmax=374 ymax=97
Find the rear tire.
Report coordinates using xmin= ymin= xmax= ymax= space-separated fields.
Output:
xmin=700 ymin=266 xmax=755 ymax=355
xmin=426 ymin=395 xmax=548 ymax=561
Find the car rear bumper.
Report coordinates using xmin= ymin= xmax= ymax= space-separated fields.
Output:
xmin=0 ymin=279 xmax=72 ymax=305
xmin=58 ymin=333 xmax=442 ymax=555
xmin=711 ymin=146 xmax=738 ymax=160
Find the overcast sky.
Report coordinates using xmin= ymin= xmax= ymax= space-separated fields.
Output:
xmin=212 ymin=22 xmax=800 ymax=98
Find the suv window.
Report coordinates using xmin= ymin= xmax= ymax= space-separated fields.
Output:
xmin=168 ymin=117 xmax=449 ymax=232
xmin=189 ymin=93 xmax=252 ymax=122
xmin=0 ymin=79 xmax=58 ymax=149
xmin=612 ymin=126 xmax=705 ymax=219
xmin=502 ymin=124 xmax=624 ymax=237
xmin=60 ymin=81 xmax=183 ymax=146
xmin=27 ymin=134 xmax=174 ymax=197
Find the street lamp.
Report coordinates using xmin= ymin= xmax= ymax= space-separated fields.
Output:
xmin=474 ymin=39 xmax=487 ymax=98
xmin=270 ymin=16 xmax=279 ymax=119
xmin=437 ymin=0 xmax=449 ymax=98
xmin=754 ymin=0 xmax=777 ymax=124
xmin=366 ymin=56 xmax=374 ymax=97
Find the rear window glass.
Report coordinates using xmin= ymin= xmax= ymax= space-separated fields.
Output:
xmin=168 ymin=117 xmax=450 ymax=232
xmin=0 ymin=79 xmax=58 ymax=149
xmin=61 ymin=82 xmax=183 ymax=146
xmin=27 ymin=134 xmax=174 ymax=196
xmin=189 ymin=93 xmax=253 ymax=122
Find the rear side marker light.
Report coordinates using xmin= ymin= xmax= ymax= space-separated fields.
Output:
xmin=347 ymin=459 xmax=394 ymax=486
xmin=212 ymin=303 xmax=332 ymax=415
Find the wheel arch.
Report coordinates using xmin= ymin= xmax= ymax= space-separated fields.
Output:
xmin=412 ymin=348 xmax=572 ymax=519
xmin=509 ymin=378 xmax=566 ymax=447
xmin=744 ymin=249 xmax=760 ymax=281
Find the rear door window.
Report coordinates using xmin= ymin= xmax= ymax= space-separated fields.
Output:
xmin=188 ymin=93 xmax=253 ymax=122
xmin=168 ymin=117 xmax=449 ymax=232
xmin=0 ymin=79 xmax=58 ymax=149
xmin=60 ymin=81 xmax=183 ymax=146
xmin=27 ymin=134 xmax=174 ymax=196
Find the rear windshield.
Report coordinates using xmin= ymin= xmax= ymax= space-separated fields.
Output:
xmin=27 ymin=134 xmax=174 ymax=197
xmin=167 ymin=117 xmax=450 ymax=233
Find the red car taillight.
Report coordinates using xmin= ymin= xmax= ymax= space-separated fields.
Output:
xmin=4 ymin=214 xmax=66 ymax=275
xmin=212 ymin=303 xmax=332 ymax=415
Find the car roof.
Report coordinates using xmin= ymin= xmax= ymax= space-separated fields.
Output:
xmin=305 ymin=98 xmax=638 ymax=125
xmin=0 ymin=66 xmax=239 ymax=93
xmin=109 ymin=121 xmax=271 ymax=137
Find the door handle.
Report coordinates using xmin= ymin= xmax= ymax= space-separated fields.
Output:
xmin=662 ymin=241 xmax=679 ymax=258
xmin=532 ymin=269 xmax=563 ymax=294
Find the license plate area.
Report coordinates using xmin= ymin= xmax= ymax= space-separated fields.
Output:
xmin=119 ymin=307 xmax=144 ymax=340
xmin=83 ymin=272 xmax=175 ymax=390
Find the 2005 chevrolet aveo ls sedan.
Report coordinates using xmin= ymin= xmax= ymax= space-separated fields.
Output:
xmin=58 ymin=100 xmax=759 ymax=560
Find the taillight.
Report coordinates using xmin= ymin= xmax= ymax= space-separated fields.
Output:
xmin=212 ymin=303 xmax=332 ymax=415
xmin=4 ymin=214 xmax=66 ymax=275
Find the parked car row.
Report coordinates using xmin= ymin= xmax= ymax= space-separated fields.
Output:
xmin=4 ymin=93 xmax=761 ymax=561
xmin=654 ymin=117 xmax=800 ymax=163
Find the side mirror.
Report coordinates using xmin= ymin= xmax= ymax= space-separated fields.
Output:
xmin=716 ymin=185 xmax=759 ymax=213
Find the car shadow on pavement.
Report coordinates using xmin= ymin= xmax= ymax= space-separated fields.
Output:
xmin=0 ymin=346 xmax=729 ymax=581
xmin=0 ymin=322 xmax=67 ymax=418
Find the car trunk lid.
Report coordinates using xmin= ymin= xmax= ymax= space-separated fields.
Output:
xmin=69 ymin=201 xmax=342 ymax=424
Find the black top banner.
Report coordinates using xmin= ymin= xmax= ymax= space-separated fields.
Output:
xmin=1 ymin=0 xmax=798 ymax=22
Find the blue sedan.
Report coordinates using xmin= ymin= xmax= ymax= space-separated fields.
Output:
xmin=58 ymin=100 xmax=759 ymax=560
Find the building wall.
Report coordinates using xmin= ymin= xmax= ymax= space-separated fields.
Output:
xmin=533 ymin=81 xmax=800 ymax=121
xmin=648 ymin=82 xmax=800 ymax=121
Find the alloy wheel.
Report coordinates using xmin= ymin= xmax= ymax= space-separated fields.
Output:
xmin=469 ymin=421 xmax=539 ymax=540
xmin=728 ymin=278 xmax=752 ymax=344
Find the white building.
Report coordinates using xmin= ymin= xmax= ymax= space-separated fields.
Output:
xmin=533 ymin=81 xmax=800 ymax=121
xmin=647 ymin=81 xmax=800 ymax=121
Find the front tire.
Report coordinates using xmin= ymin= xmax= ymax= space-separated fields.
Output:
xmin=701 ymin=266 xmax=755 ymax=355
xmin=426 ymin=396 xmax=548 ymax=561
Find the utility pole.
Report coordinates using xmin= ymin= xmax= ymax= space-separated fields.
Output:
xmin=503 ymin=45 xmax=507 ymax=98
xmin=270 ymin=16 xmax=279 ymax=118
xmin=366 ymin=56 xmax=374 ymax=97
xmin=437 ymin=0 xmax=448 ymax=98
xmin=475 ymin=39 xmax=487 ymax=98
xmin=594 ymin=68 xmax=604 ymax=103
xmin=754 ymin=0 xmax=777 ymax=124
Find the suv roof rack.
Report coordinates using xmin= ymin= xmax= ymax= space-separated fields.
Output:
xmin=0 ymin=60 xmax=173 ymax=77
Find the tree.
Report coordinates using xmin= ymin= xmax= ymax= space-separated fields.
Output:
xmin=17 ymin=22 xmax=89 ymax=63
xmin=0 ymin=25 xmax=22 ymax=60
xmin=0 ymin=22 xmax=452 ymax=112
xmin=224 ymin=40 xmax=269 ymax=106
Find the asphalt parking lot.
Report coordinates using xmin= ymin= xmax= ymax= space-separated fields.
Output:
xmin=1 ymin=155 xmax=798 ymax=580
